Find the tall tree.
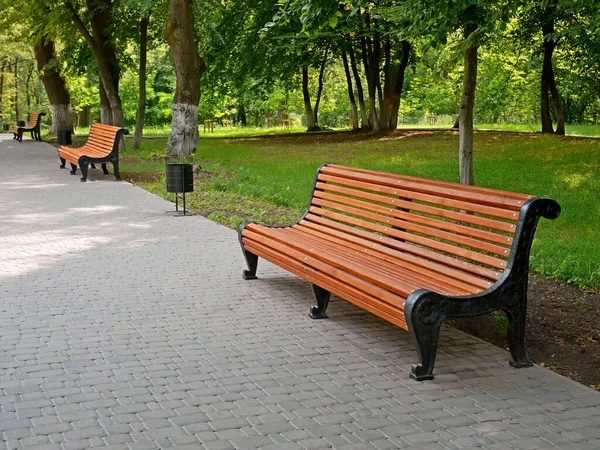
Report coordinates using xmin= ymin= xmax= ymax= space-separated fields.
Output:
xmin=302 ymin=45 xmax=329 ymax=131
xmin=33 ymin=37 xmax=73 ymax=134
xmin=540 ymin=0 xmax=565 ymax=135
xmin=392 ymin=0 xmax=516 ymax=185
xmin=67 ymin=0 xmax=124 ymax=127
xmin=133 ymin=14 xmax=150 ymax=149
xmin=164 ymin=0 xmax=206 ymax=156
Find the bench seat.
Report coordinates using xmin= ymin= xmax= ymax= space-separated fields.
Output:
xmin=239 ymin=164 xmax=560 ymax=380
xmin=58 ymin=123 xmax=125 ymax=182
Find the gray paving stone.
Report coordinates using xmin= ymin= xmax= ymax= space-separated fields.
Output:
xmin=0 ymin=135 xmax=599 ymax=450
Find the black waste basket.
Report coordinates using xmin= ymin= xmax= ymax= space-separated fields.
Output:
xmin=166 ymin=163 xmax=194 ymax=193
xmin=58 ymin=129 xmax=72 ymax=145
xmin=2 ymin=124 xmax=8 ymax=132
xmin=17 ymin=120 xmax=25 ymax=127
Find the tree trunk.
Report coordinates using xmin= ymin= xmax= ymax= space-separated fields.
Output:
xmin=459 ymin=26 xmax=478 ymax=186
xmin=341 ymin=48 xmax=359 ymax=130
xmin=540 ymin=0 xmax=564 ymax=135
xmin=14 ymin=58 xmax=19 ymax=123
xmin=133 ymin=15 xmax=149 ymax=150
xmin=302 ymin=65 xmax=316 ymax=131
xmin=237 ymin=103 xmax=247 ymax=126
xmin=33 ymin=38 xmax=73 ymax=135
xmin=25 ymin=65 xmax=33 ymax=112
xmin=99 ymin=79 xmax=112 ymax=125
xmin=361 ymin=36 xmax=380 ymax=132
xmin=0 ymin=60 xmax=5 ymax=118
xmin=348 ymin=39 xmax=368 ymax=128
xmin=313 ymin=47 xmax=328 ymax=126
xmin=164 ymin=0 xmax=206 ymax=156
xmin=381 ymin=39 xmax=411 ymax=131
xmin=78 ymin=107 xmax=89 ymax=127
xmin=67 ymin=0 xmax=123 ymax=127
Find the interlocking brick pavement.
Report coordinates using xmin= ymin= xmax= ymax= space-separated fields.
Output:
xmin=0 ymin=134 xmax=599 ymax=449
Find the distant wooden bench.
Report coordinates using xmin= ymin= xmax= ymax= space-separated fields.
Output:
xmin=58 ymin=123 xmax=126 ymax=182
xmin=238 ymin=164 xmax=560 ymax=380
xmin=11 ymin=112 xmax=45 ymax=142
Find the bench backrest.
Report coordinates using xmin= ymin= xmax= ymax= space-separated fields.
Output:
xmin=26 ymin=112 xmax=44 ymax=128
xmin=85 ymin=123 xmax=124 ymax=155
xmin=305 ymin=165 xmax=536 ymax=289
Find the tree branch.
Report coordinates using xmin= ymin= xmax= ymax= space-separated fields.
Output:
xmin=65 ymin=2 xmax=96 ymax=50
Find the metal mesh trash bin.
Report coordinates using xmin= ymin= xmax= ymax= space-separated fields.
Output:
xmin=165 ymin=156 xmax=194 ymax=215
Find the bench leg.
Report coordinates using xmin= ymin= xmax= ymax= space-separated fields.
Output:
xmin=70 ymin=163 xmax=78 ymax=175
xmin=101 ymin=163 xmax=109 ymax=175
xmin=113 ymin=159 xmax=121 ymax=180
xmin=505 ymin=303 xmax=533 ymax=369
xmin=60 ymin=158 xmax=66 ymax=169
xmin=80 ymin=162 xmax=88 ymax=182
xmin=241 ymin=249 xmax=258 ymax=280
xmin=308 ymin=284 xmax=330 ymax=319
xmin=404 ymin=291 xmax=444 ymax=381
xmin=407 ymin=320 xmax=441 ymax=381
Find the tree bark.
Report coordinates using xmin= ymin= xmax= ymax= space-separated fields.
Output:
xmin=164 ymin=0 xmax=206 ymax=156
xmin=313 ymin=46 xmax=328 ymax=126
xmin=459 ymin=25 xmax=478 ymax=186
xmin=302 ymin=65 xmax=316 ymax=131
xmin=14 ymin=58 xmax=19 ymax=123
xmin=341 ymin=48 xmax=358 ymax=130
xmin=33 ymin=38 xmax=73 ymax=135
xmin=67 ymin=0 xmax=123 ymax=127
xmin=99 ymin=79 xmax=112 ymax=125
xmin=25 ymin=65 xmax=33 ymax=112
xmin=348 ymin=39 xmax=368 ymax=128
xmin=133 ymin=15 xmax=149 ymax=150
xmin=0 ymin=60 xmax=5 ymax=118
xmin=361 ymin=35 xmax=380 ymax=132
xmin=237 ymin=103 xmax=247 ymax=126
xmin=540 ymin=0 xmax=565 ymax=135
xmin=381 ymin=39 xmax=411 ymax=131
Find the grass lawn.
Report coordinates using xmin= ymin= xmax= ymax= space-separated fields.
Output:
xmin=120 ymin=130 xmax=600 ymax=290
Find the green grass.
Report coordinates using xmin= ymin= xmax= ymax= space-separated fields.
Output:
xmin=120 ymin=130 xmax=600 ymax=290
xmin=474 ymin=123 xmax=600 ymax=137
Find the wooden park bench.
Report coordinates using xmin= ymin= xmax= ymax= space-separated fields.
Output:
xmin=238 ymin=164 xmax=560 ymax=380
xmin=11 ymin=112 xmax=45 ymax=142
xmin=58 ymin=123 xmax=126 ymax=182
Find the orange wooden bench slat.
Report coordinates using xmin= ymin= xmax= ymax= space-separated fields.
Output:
xmin=318 ymin=174 xmax=520 ymax=221
xmin=307 ymin=207 xmax=508 ymax=270
xmin=322 ymin=165 xmax=531 ymax=210
xmin=290 ymin=224 xmax=488 ymax=293
xmin=313 ymin=182 xmax=516 ymax=236
xmin=279 ymin=226 xmax=478 ymax=296
xmin=338 ymin=165 xmax=533 ymax=202
xmin=304 ymin=214 xmax=502 ymax=280
xmin=242 ymin=240 xmax=409 ymax=329
xmin=311 ymin=196 xmax=512 ymax=257
xmin=243 ymin=227 xmax=415 ymax=301
xmin=296 ymin=220 xmax=495 ymax=291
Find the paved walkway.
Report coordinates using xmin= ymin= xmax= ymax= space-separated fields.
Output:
xmin=0 ymin=134 xmax=599 ymax=450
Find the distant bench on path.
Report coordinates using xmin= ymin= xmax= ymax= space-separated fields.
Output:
xmin=58 ymin=123 xmax=126 ymax=182
xmin=11 ymin=112 xmax=45 ymax=142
